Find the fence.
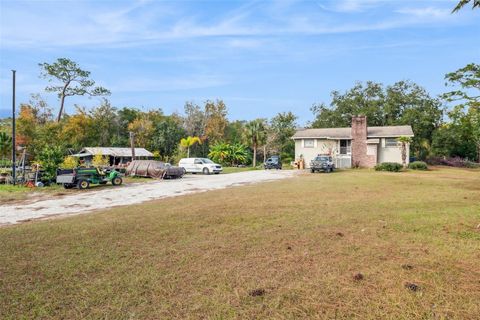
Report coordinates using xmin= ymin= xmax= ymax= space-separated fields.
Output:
xmin=335 ymin=156 xmax=351 ymax=169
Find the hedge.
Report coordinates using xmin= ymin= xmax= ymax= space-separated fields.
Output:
xmin=374 ymin=162 xmax=402 ymax=172
xmin=408 ymin=161 xmax=428 ymax=170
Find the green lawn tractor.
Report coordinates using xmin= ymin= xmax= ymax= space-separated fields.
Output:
xmin=56 ymin=167 xmax=123 ymax=189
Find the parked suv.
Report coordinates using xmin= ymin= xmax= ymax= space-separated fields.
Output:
xmin=264 ymin=156 xmax=282 ymax=170
xmin=310 ymin=155 xmax=335 ymax=173
xmin=178 ymin=158 xmax=223 ymax=175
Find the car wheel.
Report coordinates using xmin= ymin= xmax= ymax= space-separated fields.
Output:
xmin=77 ymin=179 xmax=90 ymax=190
xmin=203 ymin=167 xmax=210 ymax=175
xmin=112 ymin=177 xmax=123 ymax=185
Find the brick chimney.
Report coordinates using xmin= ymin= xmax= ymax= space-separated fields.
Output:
xmin=351 ymin=115 xmax=368 ymax=167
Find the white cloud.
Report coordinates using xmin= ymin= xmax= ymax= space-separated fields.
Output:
xmin=396 ymin=7 xmax=451 ymax=19
xmin=327 ymin=0 xmax=385 ymax=13
xmin=0 ymin=0 xmax=473 ymax=49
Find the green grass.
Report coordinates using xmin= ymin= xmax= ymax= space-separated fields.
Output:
xmin=0 ymin=176 xmax=151 ymax=202
xmin=222 ymin=166 xmax=293 ymax=174
xmin=222 ymin=166 xmax=262 ymax=174
xmin=0 ymin=183 xmax=66 ymax=203
xmin=1 ymin=167 xmax=480 ymax=319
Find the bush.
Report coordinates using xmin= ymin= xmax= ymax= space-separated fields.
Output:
xmin=408 ymin=161 xmax=428 ymax=170
xmin=61 ymin=156 xmax=78 ymax=169
xmin=427 ymin=156 xmax=480 ymax=168
xmin=0 ymin=159 xmax=12 ymax=167
xmin=92 ymin=153 xmax=109 ymax=167
xmin=35 ymin=145 xmax=64 ymax=181
xmin=375 ymin=162 xmax=402 ymax=172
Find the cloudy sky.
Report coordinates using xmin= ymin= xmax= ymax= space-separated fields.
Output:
xmin=0 ymin=0 xmax=478 ymax=124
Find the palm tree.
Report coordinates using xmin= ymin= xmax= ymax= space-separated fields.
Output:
xmin=244 ymin=119 xmax=267 ymax=167
xmin=180 ymin=136 xmax=202 ymax=158
xmin=0 ymin=132 xmax=13 ymax=161
xmin=397 ymin=136 xmax=412 ymax=168
xmin=452 ymin=0 xmax=480 ymax=12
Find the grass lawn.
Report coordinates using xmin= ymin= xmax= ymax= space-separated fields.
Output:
xmin=1 ymin=167 xmax=479 ymax=319
xmin=0 ymin=183 xmax=68 ymax=203
xmin=222 ymin=166 xmax=293 ymax=174
xmin=221 ymin=166 xmax=262 ymax=174
xmin=0 ymin=176 xmax=153 ymax=203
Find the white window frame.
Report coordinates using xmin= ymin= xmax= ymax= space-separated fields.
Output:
xmin=304 ymin=139 xmax=315 ymax=148
xmin=339 ymin=140 xmax=351 ymax=155
xmin=385 ymin=138 xmax=398 ymax=147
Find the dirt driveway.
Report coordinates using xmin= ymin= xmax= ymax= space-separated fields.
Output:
xmin=0 ymin=170 xmax=297 ymax=225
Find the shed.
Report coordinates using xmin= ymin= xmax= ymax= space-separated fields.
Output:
xmin=73 ymin=147 xmax=154 ymax=166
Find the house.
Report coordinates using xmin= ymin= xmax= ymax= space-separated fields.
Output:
xmin=72 ymin=147 xmax=154 ymax=166
xmin=292 ymin=116 xmax=414 ymax=168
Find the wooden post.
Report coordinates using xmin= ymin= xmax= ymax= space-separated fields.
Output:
xmin=129 ymin=132 xmax=135 ymax=162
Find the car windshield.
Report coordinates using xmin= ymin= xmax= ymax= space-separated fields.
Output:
xmin=201 ymin=158 xmax=214 ymax=164
xmin=315 ymin=156 xmax=330 ymax=161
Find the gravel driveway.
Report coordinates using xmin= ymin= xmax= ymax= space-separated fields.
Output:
xmin=0 ymin=170 xmax=296 ymax=225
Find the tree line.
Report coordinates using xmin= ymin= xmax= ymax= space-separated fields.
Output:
xmin=0 ymin=58 xmax=479 ymax=168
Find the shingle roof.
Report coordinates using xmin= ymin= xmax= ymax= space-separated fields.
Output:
xmin=292 ymin=125 xmax=414 ymax=139
xmin=292 ymin=128 xmax=351 ymax=139
xmin=367 ymin=126 xmax=414 ymax=137
xmin=78 ymin=147 xmax=153 ymax=157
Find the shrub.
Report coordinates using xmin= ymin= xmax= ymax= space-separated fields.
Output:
xmin=61 ymin=156 xmax=78 ymax=169
xmin=427 ymin=156 xmax=480 ymax=168
xmin=92 ymin=153 xmax=109 ymax=167
xmin=35 ymin=145 xmax=64 ymax=181
xmin=375 ymin=162 xmax=402 ymax=172
xmin=408 ymin=161 xmax=428 ymax=170
xmin=0 ymin=159 xmax=12 ymax=167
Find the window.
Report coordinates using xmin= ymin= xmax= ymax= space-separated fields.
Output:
xmin=304 ymin=139 xmax=314 ymax=148
xmin=339 ymin=140 xmax=351 ymax=154
xmin=385 ymin=138 xmax=398 ymax=147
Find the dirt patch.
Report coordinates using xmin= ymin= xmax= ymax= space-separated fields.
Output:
xmin=405 ymin=282 xmax=420 ymax=292
xmin=248 ymin=288 xmax=266 ymax=297
xmin=353 ymin=273 xmax=364 ymax=281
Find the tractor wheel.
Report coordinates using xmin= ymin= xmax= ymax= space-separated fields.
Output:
xmin=77 ymin=179 xmax=90 ymax=190
xmin=203 ymin=168 xmax=210 ymax=175
xmin=112 ymin=177 xmax=123 ymax=186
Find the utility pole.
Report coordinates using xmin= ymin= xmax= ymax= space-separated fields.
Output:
xmin=129 ymin=132 xmax=135 ymax=161
xmin=11 ymin=70 xmax=16 ymax=186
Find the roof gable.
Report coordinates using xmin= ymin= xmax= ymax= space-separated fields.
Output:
xmin=293 ymin=125 xmax=414 ymax=139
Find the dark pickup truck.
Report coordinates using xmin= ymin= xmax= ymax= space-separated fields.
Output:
xmin=310 ymin=155 xmax=335 ymax=173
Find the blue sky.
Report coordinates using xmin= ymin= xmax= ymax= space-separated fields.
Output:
xmin=0 ymin=0 xmax=478 ymax=125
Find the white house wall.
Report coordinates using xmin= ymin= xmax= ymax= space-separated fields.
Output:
xmin=295 ymin=137 xmax=410 ymax=168
xmin=377 ymin=138 xmax=410 ymax=164
xmin=295 ymin=139 xmax=337 ymax=168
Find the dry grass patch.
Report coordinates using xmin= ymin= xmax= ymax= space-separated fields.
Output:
xmin=1 ymin=168 xmax=479 ymax=319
